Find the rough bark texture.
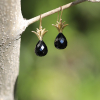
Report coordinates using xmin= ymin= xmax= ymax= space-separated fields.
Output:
xmin=0 ymin=0 xmax=26 ymax=100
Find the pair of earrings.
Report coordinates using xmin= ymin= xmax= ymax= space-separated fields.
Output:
xmin=32 ymin=7 xmax=68 ymax=57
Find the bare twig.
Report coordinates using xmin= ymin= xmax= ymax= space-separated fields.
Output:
xmin=88 ymin=0 xmax=100 ymax=2
xmin=26 ymin=0 xmax=87 ymax=26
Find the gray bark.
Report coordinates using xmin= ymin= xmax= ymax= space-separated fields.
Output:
xmin=0 ymin=0 xmax=26 ymax=100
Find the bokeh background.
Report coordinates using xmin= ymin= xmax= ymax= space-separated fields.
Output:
xmin=17 ymin=0 xmax=100 ymax=100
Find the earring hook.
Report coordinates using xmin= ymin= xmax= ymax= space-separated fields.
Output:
xmin=52 ymin=6 xmax=68 ymax=33
xmin=39 ymin=14 xmax=42 ymax=30
xmin=57 ymin=11 xmax=59 ymax=22
xmin=60 ymin=6 xmax=63 ymax=20
xmin=32 ymin=14 xmax=48 ymax=40
xmin=57 ymin=6 xmax=63 ymax=22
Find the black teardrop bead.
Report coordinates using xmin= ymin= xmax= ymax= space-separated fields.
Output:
xmin=35 ymin=40 xmax=48 ymax=57
xmin=54 ymin=33 xmax=67 ymax=49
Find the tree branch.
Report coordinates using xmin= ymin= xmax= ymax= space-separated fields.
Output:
xmin=26 ymin=0 xmax=87 ymax=26
xmin=88 ymin=0 xmax=100 ymax=2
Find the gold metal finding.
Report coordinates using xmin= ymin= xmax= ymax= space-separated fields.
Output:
xmin=32 ymin=15 xmax=48 ymax=40
xmin=52 ymin=6 xmax=68 ymax=33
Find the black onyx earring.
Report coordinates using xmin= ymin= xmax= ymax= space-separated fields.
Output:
xmin=52 ymin=6 xmax=68 ymax=49
xmin=32 ymin=15 xmax=48 ymax=57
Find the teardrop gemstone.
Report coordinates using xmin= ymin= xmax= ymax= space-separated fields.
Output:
xmin=35 ymin=40 xmax=48 ymax=56
xmin=54 ymin=33 xmax=67 ymax=49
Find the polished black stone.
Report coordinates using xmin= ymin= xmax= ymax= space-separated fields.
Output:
xmin=35 ymin=40 xmax=48 ymax=56
xmin=54 ymin=33 xmax=67 ymax=49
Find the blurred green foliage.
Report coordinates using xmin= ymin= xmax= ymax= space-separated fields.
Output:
xmin=17 ymin=0 xmax=100 ymax=100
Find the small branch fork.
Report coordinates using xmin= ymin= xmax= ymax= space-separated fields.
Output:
xmin=26 ymin=0 xmax=87 ymax=26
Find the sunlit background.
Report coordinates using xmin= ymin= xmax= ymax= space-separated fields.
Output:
xmin=17 ymin=0 xmax=100 ymax=100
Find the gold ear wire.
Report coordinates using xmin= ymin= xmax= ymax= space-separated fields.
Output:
xmin=39 ymin=15 xmax=42 ymax=30
xmin=57 ymin=11 xmax=59 ymax=22
xmin=60 ymin=6 xmax=63 ymax=21
xmin=52 ymin=6 xmax=68 ymax=33
xmin=57 ymin=6 xmax=63 ymax=22
xmin=32 ymin=14 xmax=48 ymax=40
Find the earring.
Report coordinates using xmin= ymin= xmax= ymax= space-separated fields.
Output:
xmin=52 ymin=6 xmax=68 ymax=49
xmin=32 ymin=15 xmax=48 ymax=57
